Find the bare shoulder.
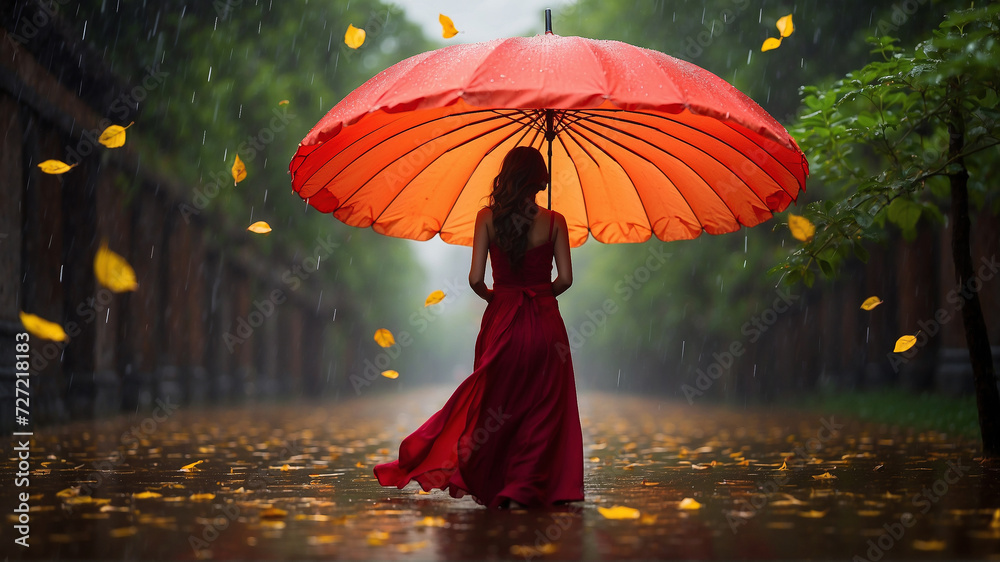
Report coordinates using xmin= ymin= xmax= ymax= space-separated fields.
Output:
xmin=546 ymin=209 xmax=567 ymax=228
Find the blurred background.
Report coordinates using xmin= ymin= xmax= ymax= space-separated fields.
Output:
xmin=1 ymin=0 xmax=996 ymax=431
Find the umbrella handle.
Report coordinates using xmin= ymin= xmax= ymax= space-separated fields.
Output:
xmin=545 ymin=9 xmax=552 ymax=35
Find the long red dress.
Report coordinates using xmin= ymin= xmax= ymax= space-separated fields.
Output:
xmin=374 ymin=222 xmax=584 ymax=509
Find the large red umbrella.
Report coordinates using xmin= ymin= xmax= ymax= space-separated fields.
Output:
xmin=290 ymin=22 xmax=807 ymax=247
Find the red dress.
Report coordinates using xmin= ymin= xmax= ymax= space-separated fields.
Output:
xmin=374 ymin=222 xmax=584 ymax=508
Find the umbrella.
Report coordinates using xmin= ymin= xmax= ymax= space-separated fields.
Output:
xmin=289 ymin=12 xmax=807 ymax=247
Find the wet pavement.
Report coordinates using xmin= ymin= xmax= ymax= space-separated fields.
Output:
xmin=3 ymin=387 xmax=999 ymax=560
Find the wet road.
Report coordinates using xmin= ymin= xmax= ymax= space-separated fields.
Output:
xmin=3 ymin=387 xmax=999 ymax=560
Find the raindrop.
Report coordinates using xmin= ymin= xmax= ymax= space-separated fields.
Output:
xmin=150 ymin=245 xmax=155 ymax=259
xmin=263 ymin=189 xmax=268 ymax=204
xmin=223 ymin=148 xmax=228 ymax=162
xmin=316 ymin=290 xmax=323 ymax=314
xmin=82 ymin=20 xmax=87 ymax=41
xmin=747 ymin=50 xmax=752 ymax=65
xmin=681 ymin=340 xmax=685 ymax=360
xmin=59 ymin=264 xmax=63 ymax=282
xmin=106 ymin=308 xmax=111 ymax=323
xmin=616 ymin=369 xmax=621 ymax=388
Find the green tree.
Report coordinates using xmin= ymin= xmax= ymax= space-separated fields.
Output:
xmin=782 ymin=5 xmax=1000 ymax=457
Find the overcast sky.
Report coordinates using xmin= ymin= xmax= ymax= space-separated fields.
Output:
xmin=390 ymin=0 xmax=576 ymax=44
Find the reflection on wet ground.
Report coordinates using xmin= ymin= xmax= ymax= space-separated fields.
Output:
xmin=3 ymin=388 xmax=998 ymax=560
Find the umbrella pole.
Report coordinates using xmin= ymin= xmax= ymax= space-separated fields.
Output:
xmin=545 ymin=108 xmax=554 ymax=210
xmin=545 ymin=8 xmax=554 ymax=210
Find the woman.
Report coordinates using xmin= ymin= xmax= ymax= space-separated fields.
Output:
xmin=374 ymin=146 xmax=584 ymax=509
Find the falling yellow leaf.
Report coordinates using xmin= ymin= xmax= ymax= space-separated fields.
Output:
xmin=278 ymin=99 xmax=290 ymax=106
xmin=373 ymin=328 xmax=395 ymax=348
xmin=345 ymin=24 xmax=366 ymax=49
xmin=439 ymin=14 xmax=459 ymax=39
xmin=247 ymin=221 xmax=272 ymax=234
xmin=133 ymin=491 xmax=163 ymax=499
xmin=761 ymin=37 xmax=783 ymax=52
xmin=416 ymin=516 xmax=447 ymax=527
xmin=893 ymin=334 xmax=918 ymax=353
xmin=94 ymin=241 xmax=138 ymax=293
xmin=989 ymin=508 xmax=1000 ymax=529
xmin=281 ymin=464 xmax=290 ymax=471
xmin=37 ymin=159 xmax=76 ymax=174
xmin=598 ymin=505 xmax=641 ymax=520
xmin=180 ymin=460 xmax=205 ymax=472
xmin=641 ymin=479 xmax=659 ymax=486
xmin=98 ymin=122 xmax=134 ymax=148
xmin=232 ymin=154 xmax=247 ymax=185
xmin=861 ymin=296 xmax=883 ymax=310
xmin=812 ymin=472 xmax=837 ymax=480
xmin=109 ymin=526 xmax=138 ymax=538
xmin=189 ymin=493 xmax=216 ymax=501
xmin=424 ymin=290 xmax=445 ymax=307
xmin=912 ymin=539 xmax=946 ymax=551
xmin=381 ymin=370 xmax=400 ymax=379
xmin=19 ymin=311 xmax=69 ymax=342
xmin=799 ymin=510 xmax=827 ymax=518
xmin=788 ymin=214 xmax=815 ymax=242
xmin=777 ymin=460 xmax=789 ymax=471
xmin=678 ymin=498 xmax=703 ymax=510
xmin=776 ymin=14 xmax=794 ymax=38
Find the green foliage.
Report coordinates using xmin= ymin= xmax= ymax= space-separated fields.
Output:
xmin=778 ymin=4 xmax=1000 ymax=284
xmin=65 ymin=0 xmax=435 ymax=330
xmin=796 ymin=390 xmax=980 ymax=439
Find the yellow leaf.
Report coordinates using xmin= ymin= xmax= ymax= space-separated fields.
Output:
xmin=776 ymin=14 xmax=794 ymax=38
xmin=799 ymin=510 xmax=827 ymax=518
xmin=180 ymin=460 xmax=205 ymax=471
xmin=439 ymin=14 xmax=459 ymax=39
xmin=893 ymin=334 xmax=918 ymax=353
xmin=278 ymin=99 xmax=290 ymax=106
xmin=381 ymin=370 xmax=400 ymax=379
xmin=133 ymin=491 xmax=163 ymax=499
xmin=261 ymin=507 xmax=288 ymax=519
xmin=416 ymin=516 xmax=447 ymax=527
xmin=345 ymin=24 xmax=366 ymax=49
xmin=761 ymin=37 xmax=783 ymax=52
xmin=19 ymin=311 xmax=69 ymax=342
xmin=189 ymin=493 xmax=216 ymax=501
xmin=281 ymin=463 xmax=290 ymax=471
xmin=777 ymin=460 xmax=788 ymax=471
xmin=373 ymin=328 xmax=395 ymax=348
xmin=37 ymin=159 xmax=77 ymax=174
xmin=98 ymin=122 xmax=133 ymax=148
xmin=366 ymin=530 xmax=389 ymax=546
xmin=860 ymin=296 xmax=883 ymax=310
xmin=598 ymin=505 xmax=641 ymax=520
xmin=424 ymin=290 xmax=445 ymax=307
xmin=396 ymin=541 xmax=428 ymax=553
xmin=788 ymin=214 xmax=815 ymax=242
xmin=989 ymin=508 xmax=1000 ymax=529
xmin=232 ymin=154 xmax=247 ymax=185
xmin=912 ymin=539 xmax=946 ymax=551
xmin=812 ymin=471 xmax=837 ymax=480
xmin=678 ymin=498 xmax=702 ymax=510
xmin=109 ymin=526 xmax=138 ymax=538
xmin=94 ymin=241 xmax=138 ymax=293
xmin=56 ymin=487 xmax=80 ymax=498
xmin=511 ymin=544 xmax=557 ymax=557
xmin=247 ymin=221 xmax=272 ymax=234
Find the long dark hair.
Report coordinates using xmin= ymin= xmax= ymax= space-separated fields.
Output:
xmin=490 ymin=146 xmax=548 ymax=269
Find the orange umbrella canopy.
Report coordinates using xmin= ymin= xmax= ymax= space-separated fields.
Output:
xmin=290 ymin=33 xmax=808 ymax=247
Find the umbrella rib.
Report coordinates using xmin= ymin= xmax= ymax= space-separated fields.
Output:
xmin=579 ymin=110 xmax=780 ymax=225
xmin=566 ymin=113 xmax=712 ymax=234
xmin=364 ymin=110 xmax=541 ymax=229
xmin=588 ymin=108 xmax=799 ymax=201
xmin=434 ymin=116 xmax=547 ymax=232
xmin=331 ymin=110 xmax=533 ymax=214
